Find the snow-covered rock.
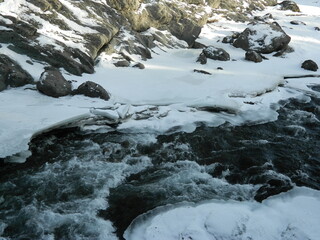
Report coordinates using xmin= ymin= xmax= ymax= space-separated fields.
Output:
xmin=73 ymin=81 xmax=110 ymax=101
xmin=233 ymin=22 xmax=291 ymax=54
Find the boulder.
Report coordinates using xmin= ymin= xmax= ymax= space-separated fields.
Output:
xmin=196 ymin=53 xmax=207 ymax=64
xmin=290 ymin=20 xmax=306 ymax=25
xmin=202 ymin=46 xmax=230 ymax=61
xmin=315 ymin=27 xmax=320 ymax=31
xmin=0 ymin=54 xmax=33 ymax=91
xmin=278 ymin=1 xmax=300 ymax=12
xmin=37 ymin=69 xmax=72 ymax=98
xmin=73 ymin=81 xmax=110 ymax=100
xmin=132 ymin=62 xmax=145 ymax=69
xmin=245 ymin=50 xmax=263 ymax=63
xmin=233 ymin=22 xmax=291 ymax=54
xmin=114 ymin=60 xmax=130 ymax=67
xmin=301 ymin=60 xmax=318 ymax=72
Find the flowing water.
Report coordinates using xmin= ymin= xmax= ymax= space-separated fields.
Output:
xmin=0 ymin=86 xmax=320 ymax=240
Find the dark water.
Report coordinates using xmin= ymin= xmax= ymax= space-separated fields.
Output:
xmin=0 ymin=87 xmax=320 ymax=240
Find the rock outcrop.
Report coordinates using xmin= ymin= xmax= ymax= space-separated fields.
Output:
xmin=0 ymin=54 xmax=34 ymax=91
xmin=0 ymin=0 xmax=278 ymax=82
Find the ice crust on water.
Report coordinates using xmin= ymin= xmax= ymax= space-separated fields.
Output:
xmin=124 ymin=187 xmax=320 ymax=240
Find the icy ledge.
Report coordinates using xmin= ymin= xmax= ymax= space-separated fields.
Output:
xmin=124 ymin=187 xmax=320 ymax=240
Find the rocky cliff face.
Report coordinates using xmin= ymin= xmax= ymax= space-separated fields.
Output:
xmin=0 ymin=0 xmax=276 ymax=90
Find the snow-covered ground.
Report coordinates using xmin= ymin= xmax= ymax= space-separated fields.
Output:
xmin=1 ymin=0 xmax=319 ymax=159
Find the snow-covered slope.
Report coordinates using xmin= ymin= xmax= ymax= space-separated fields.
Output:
xmin=0 ymin=0 xmax=319 ymax=161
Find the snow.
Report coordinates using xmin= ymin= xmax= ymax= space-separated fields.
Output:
xmin=124 ymin=187 xmax=320 ymax=240
xmin=0 ymin=0 xmax=319 ymax=161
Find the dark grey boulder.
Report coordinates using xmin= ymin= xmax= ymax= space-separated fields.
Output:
xmin=37 ymin=69 xmax=72 ymax=98
xmin=245 ymin=50 xmax=263 ymax=63
xmin=301 ymin=60 xmax=318 ymax=72
xmin=278 ymin=1 xmax=300 ymax=12
xmin=0 ymin=54 xmax=34 ymax=91
xmin=73 ymin=81 xmax=110 ymax=101
xmin=202 ymin=46 xmax=230 ymax=61
xmin=315 ymin=27 xmax=320 ymax=31
xmin=132 ymin=63 xmax=145 ymax=69
xmin=114 ymin=60 xmax=130 ymax=67
xmin=290 ymin=20 xmax=306 ymax=25
xmin=196 ymin=53 xmax=207 ymax=64
xmin=233 ymin=22 xmax=291 ymax=54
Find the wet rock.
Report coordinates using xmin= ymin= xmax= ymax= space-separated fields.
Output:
xmin=233 ymin=22 xmax=291 ymax=54
xmin=0 ymin=54 xmax=34 ymax=91
xmin=254 ymin=178 xmax=293 ymax=202
xmin=315 ymin=27 xmax=320 ymax=31
xmin=202 ymin=46 xmax=230 ymax=61
xmin=245 ymin=50 xmax=263 ymax=63
xmin=290 ymin=20 xmax=306 ymax=25
xmin=301 ymin=60 xmax=318 ymax=72
xmin=36 ymin=68 xmax=72 ymax=98
xmin=114 ymin=60 xmax=130 ymax=67
xmin=196 ymin=53 xmax=207 ymax=64
xmin=73 ymin=81 xmax=110 ymax=100
xmin=278 ymin=1 xmax=300 ymax=12
xmin=132 ymin=62 xmax=145 ymax=69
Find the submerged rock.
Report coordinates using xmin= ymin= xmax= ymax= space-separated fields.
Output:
xmin=73 ymin=81 xmax=110 ymax=100
xmin=37 ymin=68 xmax=72 ymax=98
xmin=0 ymin=54 xmax=34 ymax=91
xmin=301 ymin=60 xmax=319 ymax=72
xmin=202 ymin=46 xmax=230 ymax=61
xmin=233 ymin=22 xmax=291 ymax=54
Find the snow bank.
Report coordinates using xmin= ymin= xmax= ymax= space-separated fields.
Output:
xmin=1 ymin=0 xmax=320 ymax=158
xmin=124 ymin=187 xmax=320 ymax=240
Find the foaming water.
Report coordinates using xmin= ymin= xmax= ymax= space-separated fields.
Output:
xmin=0 ymin=86 xmax=320 ymax=240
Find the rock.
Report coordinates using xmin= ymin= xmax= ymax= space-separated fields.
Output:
xmin=73 ymin=81 xmax=110 ymax=100
xmin=114 ymin=60 xmax=130 ymax=67
xmin=301 ymin=60 xmax=318 ymax=72
xmin=36 ymin=69 xmax=72 ymax=98
xmin=0 ymin=54 xmax=34 ymax=91
xmin=278 ymin=1 xmax=300 ymax=12
xmin=233 ymin=22 xmax=291 ymax=54
xmin=315 ymin=27 xmax=320 ymax=31
xmin=254 ymin=178 xmax=293 ymax=202
xmin=190 ymin=41 xmax=207 ymax=49
xmin=253 ymin=13 xmax=273 ymax=22
xmin=222 ymin=32 xmax=240 ymax=44
xmin=290 ymin=20 xmax=306 ymax=25
xmin=273 ymin=45 xmax=294 ymax=57
xmin=202 ymin=46 xmax=230 ymax=61
xmin=245 ymin=50 xmax=263 ymax=63
xmin=132 ymin=63 xmax=145 ymax=69
xmin=193 ymin=69 xmax=212 ymax=75
xmin=196 ymin=53 xmax=207 ymax=64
